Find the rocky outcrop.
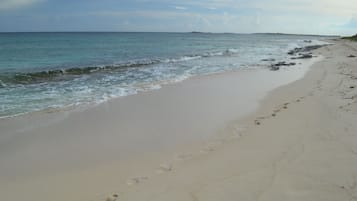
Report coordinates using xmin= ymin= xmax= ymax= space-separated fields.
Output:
xmin=270 ymin=61 xmax=296 ymax=71
xmin=288 ymin=45 xmax=327 ymax=55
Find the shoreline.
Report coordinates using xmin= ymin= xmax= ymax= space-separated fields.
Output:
xmin=0 ymin=39 xmax=330 ymax=120
xmin=0 ymin=67 xmax=273 ymax=120
xmin=0 ymin=67 xmax=287 ymax=120
xmin=1 ymin=40 xmax=355 ymax=201
xmin=0 ymin=56 xmax=319 ymax=148
xmin=0 ymin=55 xmax=320 ymax=121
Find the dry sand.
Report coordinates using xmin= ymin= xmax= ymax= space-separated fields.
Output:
xmin=1 ymin=40 xmax=357 ymax=201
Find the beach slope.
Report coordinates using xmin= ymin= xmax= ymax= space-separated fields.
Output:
xmin=118 ymin=40 xmax=357 ymax=201
xmin=1 ymin=40 xmax=357 ymax=201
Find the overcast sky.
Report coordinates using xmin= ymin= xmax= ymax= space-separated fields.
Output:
xmin=0 ymin=0 xmax=356 ymax=35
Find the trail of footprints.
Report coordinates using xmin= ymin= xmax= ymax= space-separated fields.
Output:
xmin=105 ymin=194 xmax=119 ymax=201
xmin=101 ymin=53 xmax=357 ymax=201
xmin=336 ymin=60 xmax=357 ymax=112
xmin=102 ymin=96 xmax=306 ymax=201
xmin=254 ymin=96 xmax=305 ymax=126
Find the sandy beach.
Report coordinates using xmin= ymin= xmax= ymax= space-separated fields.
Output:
xmin=1 ymin=39 xmax=357 ymax=201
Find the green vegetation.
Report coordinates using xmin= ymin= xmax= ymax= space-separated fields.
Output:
xmin=342 ymin=34 xmax=357 ymax=41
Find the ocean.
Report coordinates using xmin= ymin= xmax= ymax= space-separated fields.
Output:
xmin=0 ymin=32 xmax=330 ymax=118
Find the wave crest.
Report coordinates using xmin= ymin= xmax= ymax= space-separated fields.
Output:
xmin=0 ymin=49 xmax=240 ymax=85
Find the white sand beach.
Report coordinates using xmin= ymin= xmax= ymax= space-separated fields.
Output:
xmin=1 ymin=39 xmax=357 ymax=201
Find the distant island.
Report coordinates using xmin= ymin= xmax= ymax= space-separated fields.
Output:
xmin=191 ymin=31 xmax=212 ymax=34
xmin=189 ymin=32 xmax=340 ymax=37
xmin=253 ymin=33 xmax=340 ymax=37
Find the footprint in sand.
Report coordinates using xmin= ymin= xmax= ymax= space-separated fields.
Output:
xmin=270 ymin=108 xmax=283 ymax=118
xmin=254 ymin=119 xmax=261 ymax=125
xmin=200 ymin=147 xmax=215 ymax=153
xmin=175 ymin=153 xmax=193 ymax=161
xmin=271 ymin=100 xmax=297 ymax=117
xmin=254 ymin=116 xmax=268 ymax=125
xmin=156 ymin=163 xmax=173 ymax=174
xmin=273 ymin=109 xmax=281 ymax=113
xmin=233 ymin=125 xmax=246 ymax=135
xmin=254 ymin=114 xmax=275 ymax=125
xmin=105 ymin=193 xmax=119 ymax=201
xmin=230 ymin=131 xmax=244 ymax=140
xmin=283 ymin=102 xmax=289 ymax=109
xmin=126 ymin=176 xmax=149 ymax=186
xmin=255 ymin=100 xmax=299 ymax=125
xmin=227 ymin=125 xmax=248 ymax=140
xmin=296 ymin=96 xmax=305 ymax=102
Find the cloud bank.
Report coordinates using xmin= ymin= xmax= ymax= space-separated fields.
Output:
xmin=0 ymin=0 xmax=42 ymax=10
xmin=0 ymin=0 xmax=356 ymax=35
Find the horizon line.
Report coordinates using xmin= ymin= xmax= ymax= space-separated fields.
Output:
xmin=0 ymin=31 xmax=341 ymax=37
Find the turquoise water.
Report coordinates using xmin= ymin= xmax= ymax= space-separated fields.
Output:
xmin=0 ymin=32 xmax=329 ymax=117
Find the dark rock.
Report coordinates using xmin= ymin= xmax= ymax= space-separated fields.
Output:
xmin=288 ymin=50 xmax=295 ymax=55
xmin=271 ymin=61 xmax=296 ymax=67
xmin=261 ymin=58 xmax=276 ymax=62
xmin=301 ymin=54 xmax=313 ymax=59
xmin=269 ymin=61 xmax=296 ymax=71
xmin=270 ymin=66 xmax=280 ymax=71
xmin=291 ymin=54 xmax=313 ymax=59
xmin=288 ymin=45 xmax=327 ymax=55
xmin=348 ymin=55 xmax=356 ymax=58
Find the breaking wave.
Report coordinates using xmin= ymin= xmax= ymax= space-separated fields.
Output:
xmin=0 ymin=48 xmax=239 ymax=85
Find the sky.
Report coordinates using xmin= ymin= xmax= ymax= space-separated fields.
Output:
xmin=0 ymin=0 xmax=356 ymax=35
